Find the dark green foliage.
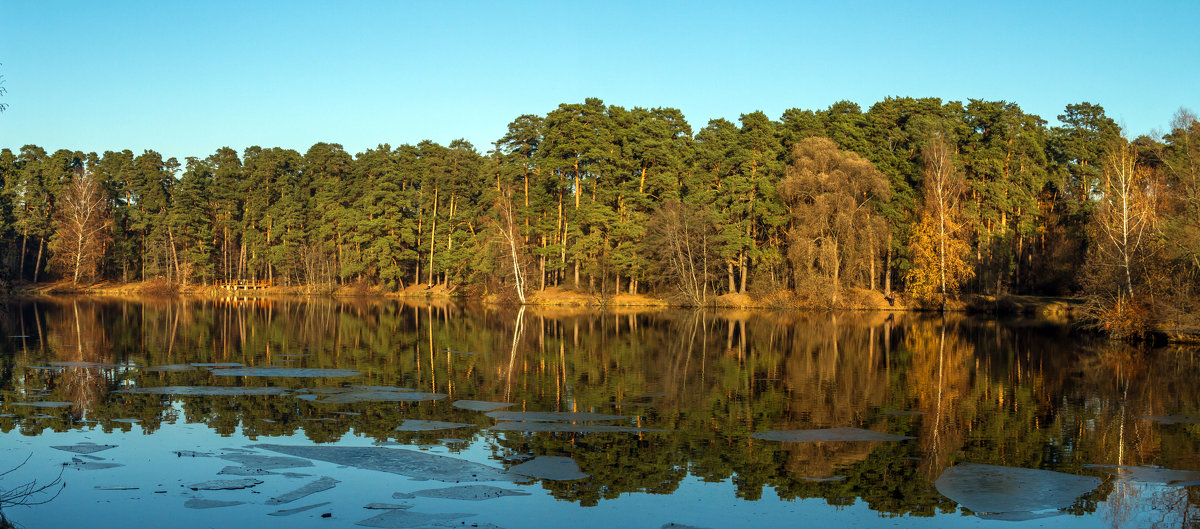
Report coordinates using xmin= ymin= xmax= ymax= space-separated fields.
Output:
xmin=0 ymin=97 xmax=1196 ymax=315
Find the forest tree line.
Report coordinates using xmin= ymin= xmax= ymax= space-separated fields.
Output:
xmin=1 ymin=97 xmax=1197 ymax=329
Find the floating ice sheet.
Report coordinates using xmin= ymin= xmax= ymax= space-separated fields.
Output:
xmin=488 ymin=422 xmax=663 ymax=433
xmin=508 ymin=456 xmax=588 ymax=481
xmin=115 ymin=386 xmax=292 ymax=396
xmin=12 ymin=401 xmax=72 ymax=408
xmin=65 ymin=460 xmax=123 ymax=470
xmin=51 ymin=442 xmax=116 ymax=454
xmin=191 ymin=363 xmax=244 ymax=368
xmin=219 ymin=454 xmax=314 ymax=470
xmin=1142 ymin=414 xmax=1200 ymax=425
xmin=268 ymin=502 xmax=330 ymax=517
xmin=750 ymin=427 xmax=913 ymax=443
xmin=48 ymin=361 xmax=115 ymax=368
xmin=174 ymin=450 xmax=213 ymax=457
xmin=143 ymin=364 xmax=195 ymax=372
xmin=1087 ymin=465 xmax=1200 ymax=485
xmin=452 ymin=400 xmax=515 ymax=412
xmin=365 ymin=503 xmax=413 ymax=509
xmin=266 ymin=476 xmax=340 ymax=505
xmin=394 ymin=420 xmax=473 ymax=432
xmin=184 ymin=498 xmax=245 ymax=509
xmin=210 ymin=367 xmax=361 ymax=378
xmin=310 ymin=391 xmax=447 ymax=404
xmin=355 ymin=510 xmax=474 ymax=528
xmin=112 ymin=418 xmax=141 ymax=424
xmin=485 ymin=411 xmax=628 ymax=422
xmin=188 ymin=478 xmax=264 ymax=491
xmin=255 ymin=444 xmax=512 ymax=482
xmin=218 ymin=466 xmax=276 ymax=476
xmin=412 ymin=485 xmax=530 ymax=501
xmin=934 ymin=463 xmax=1101 ymax=516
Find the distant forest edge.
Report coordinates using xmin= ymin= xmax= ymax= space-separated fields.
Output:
xmin=1 ymin=97 xmax=1198 ymax=337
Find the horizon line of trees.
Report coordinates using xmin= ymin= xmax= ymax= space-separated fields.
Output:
xmin=1 ymin=97 xmax=1198 ymax=329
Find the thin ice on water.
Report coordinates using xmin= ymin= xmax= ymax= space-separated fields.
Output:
xmin=934 ymin=463 xmax=1102 ymax=516
xmin=254 ymin=444 xmax=512 ymax=482
xmin=51 ymin=442 xmax=116 ymax=454
xmin=484 ymin=411 xmax=629 ymax=422
xmin=394 ymin=420 xmax=473 ymax=432
xmin=265 ymin=476 xmax=340 ymax=505
xmin=355 ymin=510 xmax=475 ymax=528
xmin=452 ymin=400 xmax=515 ymax=412
xmin=508 ymin=456 xmax=589 ymax=481
xmin=210 ymin=367 xmax=361 ymax=378
xmin=412 ymin=484 xmax=530 ymax=501
xmin=268 ymin=501 xmax=331 ymax=517
xmin=187 ymin=478 xmax=264 ymax=491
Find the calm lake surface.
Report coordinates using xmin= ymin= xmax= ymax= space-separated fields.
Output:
xmin=1 ymin=297 xmax=1198 ymax=528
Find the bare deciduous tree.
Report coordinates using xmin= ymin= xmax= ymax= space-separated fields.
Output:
xmin=645 ymin=200 xmax=719 ymax=306
xmin=50 ymin=168 xmax=111 ymax=284
xmin=779 ymin=137 xmax=891 ymax=304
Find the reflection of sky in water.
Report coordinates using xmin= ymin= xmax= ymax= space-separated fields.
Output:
xmin=0 ymin=401 xmax=1156 ymax=529
xmin=4 ymin=301 xmax=1200 ymax=528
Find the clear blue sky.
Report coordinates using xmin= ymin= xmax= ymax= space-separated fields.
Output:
xmin=1 ymin=1 xmax=1197 ymax=162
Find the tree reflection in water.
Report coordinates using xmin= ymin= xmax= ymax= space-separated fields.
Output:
xmin=1 ymin=297 xmax=1199 ymax=519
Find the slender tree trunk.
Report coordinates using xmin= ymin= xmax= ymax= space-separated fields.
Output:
xmin=33 ymin=237 xmax=44 ymax=283
xmin=428 ymin=186 xmax=438 ymax=285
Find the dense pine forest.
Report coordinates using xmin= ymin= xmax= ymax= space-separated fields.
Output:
xmin=1 ymin=97 xmax=1198 ymax=332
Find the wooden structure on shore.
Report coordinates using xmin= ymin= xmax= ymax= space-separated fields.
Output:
xmin=216 ymin=280 xmax=273 ymax=291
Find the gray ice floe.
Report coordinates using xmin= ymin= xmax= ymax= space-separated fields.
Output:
xmin=112 ymin=418 xmax=141 ymax=424
xmin=65 ymin=459 xmax=123 ymax=470
xmin=484 ymin=411 xmax=628 ymax=422
xmin=508 ymin=456 xmax=588 ymax=481
xmin=184 ymin=498 xmax=245 ymax=509
xmin=51 ymin=442 xmax=116 ymax=454
xmin=364 ymin=503 xmax=413 ymax=509
xmin=254 ymin=444 xmax=512 ymax=482
xmin=265 ymin=476 xmax=340 ymax=505
xmin=488 ymin=422 xmax=663 ymax=434
xmin=210 ymin=367 xmax=361 ymax=378
xmin=1086 ymin=465 xmax=1200 ymax=485
xmin=48 ymin=361 xmax=115 ymax=368
xmin=12 ymin=401 xmax=72 ymax=408
xmin=268 ymin=501 xmax=330 ymax=517
xmin=750 ymin=427 xmax=913 ymax=443
xmin=115 ymin=386 xmax=291 ymax=396
xmin=174 ymin=450 xmax=213 ymax=457
xmin=452 ymin=400 xmax=515 ymax=412
xmin=143 ymin=364 xmax=195 ymax=372
xmin=309 ymin=390 xmax=446 ymax=404
xmin=1141 ymin=414 xmax=1200 ymax=425
xmin=355 ymin=510 xmax=475 ymax=528
xmin=190 ymin=363 xmax=244 ymax=368
xmin=934 ymin=463 xmax=1101 ymax=517
xmin=412 ymin=484 xmax=530 ymax=501
xmin=394 ymin=420 xmax=473 ymax=432
xmin=219 ymin=453 xmax=314 ymax=470
xmin=188 ymin=478 xmax=264 ymax=491
xmin=218 ymin=466 xmax=276 ymax=476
